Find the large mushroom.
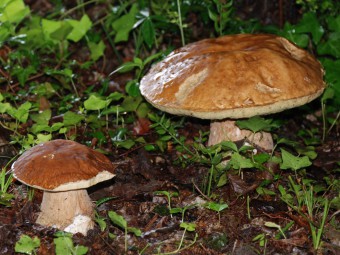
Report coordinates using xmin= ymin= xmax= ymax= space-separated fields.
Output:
xmin=140 ymin=34 xmax=325 ymax=150
xmin=12 ymin=139 xmax=116 ymax=235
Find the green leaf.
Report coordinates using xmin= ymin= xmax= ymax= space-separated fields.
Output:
xmin=0 ymin=102 xmax=13 ymax=113
xmin=111 ymin=3 xmax=138 ymax=43
xmin=84 ymin=94 xmax=108 ymax=110
xmin=95 ymin=217 xmax=107 ymax=232
xmin=180 ymin=222 xmax=196 ymax=232
xmin=0 ymin=0 xmax=30 ymax=24
xmin=63 ymin=111 xmax=84 ymax=126
xmin=15 ymin=235 xmax=40 ymax=255
xmin=236 ymin=116 xmax=276 ymax=133
xmin=50 ymin=21 xmax=73 ymax=41
xmin=36 ymin=133 xmax=51 ymax=143
xmin=204 ymin=202 xmax=228 ymax=212
xmin=54 ymin=233 xmax=88 ymax=255
xmin=294 ymin=12 xmax=324 ymax=44
xmin=108 ymin=211 xmax=127 ymax=229
xmin=127 ymin=227 xmax=142 ymax=236
xmin=110 ymin=58 xmax=143 ymax=75
xmin=141 ymin=18 xmax=155 ymax=48
xmin=88 ymin=40 xmax=105 ymax=61
xmin=42 ymin=19 xmax=73 ymax=42
xmin=121 ymin=95 xmax=142 ymax=112
xmin=220 ymin=141 xmax=238 ymax=152
xmin=114 ymin=139 xmax=135 ymax=149
xmin=30 ymin=109 xmax=51 ymax=125
xmin=327 ymin=15 xmax=340 ymax=32
xmin=281 ymin=23 xmax=309 ymax=48
xmin=9 ymin=101 xmax=31 ymax=123
xmin=280 ymin=149 xmax=312 ymax=171
xmin=67 ymin=14 xmax=92 ymax=42
xmin=107 ymin=92 xmax=124 ymax=101
xmin=230 ymin=152 xmax=254 ymax=169
xmin=317 ymin=32 xmax=340 ymax=58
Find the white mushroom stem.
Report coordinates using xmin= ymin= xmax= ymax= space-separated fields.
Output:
xmin=36 ymin=189 xmax=94 ymax=235
xmin=208 ymin=120 xmax=274 ymax=151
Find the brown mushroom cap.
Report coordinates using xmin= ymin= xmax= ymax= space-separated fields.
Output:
xmin=12 ymin=139 xmax=116 ymax=191
xmin=140 ymin=34 xmax=326 ymax=119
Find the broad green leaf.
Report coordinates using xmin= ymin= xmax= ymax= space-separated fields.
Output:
xmin=253 ymin=153 xmax=270 ymax=164
xmin=54 ymin=233 xmax=88 ymax=255
xmin=141 ymin=18 xmax=155 ymax=48
xmin=236 ymin=116 xmax=276 ymax=133
xmin=50 ymin=21 xmax=73 ymax=41
xmin=211 ymin=154 xmax=222 ymax=165
xmin=108 ymin=210 xmax=127 ymax=229
xmin=63 ymin=111 xmax=84 ymax=126
xmin=84 ymin=94 xmax=108 ymax=110
xmin=280 ymin=149 xmax=312 ymax=171
xmin=95 ymin=217 xmax=107 ymax=232
xmin=230 ymin=152 xmax=254 ymax=169
xmin=127 ymin=227 xmax=142 ymax=236
xmin=9 ymin=101 xmax=31 ymax=123
xmin=111 ymin=3 xmax=138 ymax=43
xmin=114 ymin=139 xmax=135 ymax=149
xmin=15 ymin=235 xmax=40 ymax=255
xmin=67 ymin=14 xmax=92 ymax=42
xmin=18 ymin=16 xmax=45 ymax=49
xmin=121 ymin=95 xmax=142 ymax=112
xmin=36 ymin=133 xmax=52 ymax=143
xmin=281 ymin=23 xmax=309 ymax=48
xmin=180 ymin=222 xmax=196 ymax=232
xmin=327 ymin=15 xmax=340 ymax=32
xmin=294 ymin=12 xmax=324 ymax=44
xmin=30 ymin=109 xmax=51 ymax=125
xmin=317 ymin=32 xmax=340 ymax=58
xmin=204 ymin=202 xmax=228 ymax=212
xmin=126 ymin=80 xmax=141 ymax=97
xmin=30 ymin=124 xmax=51 ymax=134
xmin=107 ymin=92 xmax=124 ymax=101
xmin=220 ymin=141 xmax=238 ymax=152
xmin=0 ymin=0 xmax=30 ymax=24
xmin=0 ymin=102 xmax=12 ymax=113
xmin=42 ymin=19 xmax=72 ymax=42
xmin=88 ymin=40 xmax=105 ymax=61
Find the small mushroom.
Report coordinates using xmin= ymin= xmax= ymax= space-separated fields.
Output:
xmin=140 ymin=34 xmax=326 ymax=151
xmin=11 ymin=139 xmax=116 ymax=235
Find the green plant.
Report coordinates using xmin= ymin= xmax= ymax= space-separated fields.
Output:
xmin=15 ymin=235 xmax=40 ymax=255
xmin=154 ymin=190 xmax=179 ymax=217
xmin=0 ymin=168 xmax=14 ymax=207
xmin=108 ymin=210 xmax=142 ymax=252
xmin=279 ymin=176 xmax=331 ymax=251
xmin=203 ymin=201 xmax=228 ymax=224
xmin=208 ymin=0 xmax=234 ymax=35
xmin=264 ymin=221 xmax=287 ymax=239
xmin=159 ymin=222 xmax=198 ymax=255
xmin=54 ymin=231 xmax=88 ymax=255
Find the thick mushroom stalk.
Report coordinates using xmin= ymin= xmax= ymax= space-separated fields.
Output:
xmin=37 ymin=190 xmax=94 ymax=235
xmin=208 ymin=120 xmax=274 ymax=151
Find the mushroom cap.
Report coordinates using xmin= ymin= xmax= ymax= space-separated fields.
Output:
xmin=140 ymin=34 xmax=326 ymax=119
xmin=12 ymin=139 xmax=116 ymax=191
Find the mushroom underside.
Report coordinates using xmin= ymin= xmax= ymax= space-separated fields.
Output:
xmin=36 ymin=189 xmax=94 ymax=235
xmin=208 ymin=120 xmax=274 ymax=151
